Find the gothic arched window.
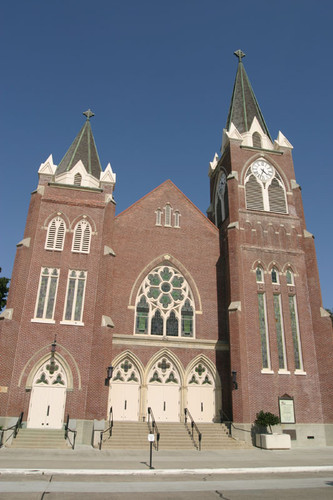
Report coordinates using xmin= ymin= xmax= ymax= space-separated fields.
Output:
xmin=72 ymin=219 xmax=92 ymax=253
xmin=252 ymin=132 xmax=262 ymax=148
xmin=245 ymin=160 xmax=287 ymax=214
xmin=256 ymin=266 xmax=264 ymax=283
xmin=215 ymin=171 xmax=228 ymax=226
xmin=134 ymin=265 xmax=195 ymax=338
xmin=271 ymin=267 xmax=279 ymax=284
xmin=45 ymin=217 xmax=66 ymax=251
xmin=74 ymin=173 xmax=82 ymax=186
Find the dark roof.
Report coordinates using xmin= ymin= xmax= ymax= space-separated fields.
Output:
xmin=56 ymin=113 xmax=102 ymax=179
xmin=226 ymin=51 xmax=272 ymax=140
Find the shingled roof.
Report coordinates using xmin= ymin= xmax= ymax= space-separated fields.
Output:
xmin=56 ymin=110 xmax=102 ymax=180
xmin=226 ymin=50 xmax=272 ymax=141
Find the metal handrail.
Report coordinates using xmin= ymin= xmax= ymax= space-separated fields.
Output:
xmin=147 ymin=407 xmax=160 ymax=451
xmin=184 ymin=408 xmax=202 ymax=451
xmin=220 ymin=409 xmax=251 ymax=435
xmin=0 ymin=412 xmax=24 ymax=448
xmin=99 ymin=407 xmax=113 ymax=450
xmin=64 ymin=414 xmax=77 ymax=450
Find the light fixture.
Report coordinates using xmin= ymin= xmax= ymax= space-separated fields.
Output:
xmin=232 ymin=370 xmax=238 ymax=390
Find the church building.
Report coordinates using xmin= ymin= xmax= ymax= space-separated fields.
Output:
xmin=1 ymin=51 xmax=332 ymax=448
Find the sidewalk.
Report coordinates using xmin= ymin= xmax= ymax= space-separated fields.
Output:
xmin=0 ymin=446 xmax=332 ymax=475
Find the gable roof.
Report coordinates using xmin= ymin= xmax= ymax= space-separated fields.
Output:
xmin=116 ymin=179 xmax=218 ymax=233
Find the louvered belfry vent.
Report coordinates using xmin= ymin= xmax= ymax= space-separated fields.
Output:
xmin=245 ymin=175 xmax=264 ymax=211
xmin=72 ymin=220 xmax=91 ymax=253
xmin=268 ymin=178 xmax=287 ymax=213
xmin=45 ymin=217 xmax=66 ymax=251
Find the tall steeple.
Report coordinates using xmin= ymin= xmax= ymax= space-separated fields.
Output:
xmin=225 ymin=50 xmax=272 ymax=140
xmin=56 ymin=109 xmax=102 ymax=180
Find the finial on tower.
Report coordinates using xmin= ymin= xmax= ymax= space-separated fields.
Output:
xmin=234 ymin=49 xmax=245 ymax=62
xmin=83 ymin=109 xmax=95 ymax=120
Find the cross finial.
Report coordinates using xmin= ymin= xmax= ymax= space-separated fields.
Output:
xmin=234 ymin=49 xmax=246 ymax=62
xmin=83 ymin=109 xmax=95 ymax=120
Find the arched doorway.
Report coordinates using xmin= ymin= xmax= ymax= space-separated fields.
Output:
xmin=27 ymin=358 xmax=67 ymax=429
xmin=108 ymin=357 xmax=141 ymax=421
xmin=147 ymin=356 xmax=181 ymax=421
xmin=186 ymin=360 xmax=215 ymax=422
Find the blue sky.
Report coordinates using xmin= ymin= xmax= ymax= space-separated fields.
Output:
xmin=1 ymin=1 xmax=332 ymax=309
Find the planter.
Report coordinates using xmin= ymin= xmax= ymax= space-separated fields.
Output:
xmin=256 ymin=433 xmax=291 ymax=449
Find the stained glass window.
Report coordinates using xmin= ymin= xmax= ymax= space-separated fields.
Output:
xmin=256 ymin=266 xmax=263 ymax=283
xmin=273 ymin=295 xmax=286 ymax=370
xmin=271 ymin=268 xmax=279 ymax=284
xmin=286 ymin=269 xmax=294 ymax=285
xmin=134 ymin=265 xmax=195 ymax=337
xmin=64 ymin=270 xmax=87 ymax=323
xmin=257 ymin=293 xmax=270 ymax=369
xmin=288 ymin=295 xmax=303 ymax=370
xmin=35 ymin=268 xmax=59 ymax=320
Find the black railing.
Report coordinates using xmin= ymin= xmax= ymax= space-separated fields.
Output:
xmin=99 ymin=407 xmax=113 ymax=451
xmin=0 ymin=412 xmax=24 ymax=448
xmin=64 ymin=414 xmax=77 ymax=450
xmin=147 ymin=407 xmax=160 ymax=451
xmin=184 ymin=408 xmax=202 ymax=451
xmin=220 ymin=409 xmax=251 ymax=436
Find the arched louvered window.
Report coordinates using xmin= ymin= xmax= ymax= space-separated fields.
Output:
xmin=252 ymin=132 xmax=262 ymax=148
xmin=45 ymin=217 xmax=66 ymax=251
xmin=72 ymin=219 xmax=92 ymax=254
xmin=134 ymin=264 xmax=195 ymax=337
xmin=245 ymin=175 xmax=264 ymax=211
xmin=245 ymin=160 xmax=287 ymax=214
xmin=74 ymin=173 xmax=82 ymax=186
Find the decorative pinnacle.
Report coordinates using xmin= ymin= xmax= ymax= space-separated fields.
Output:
xmin=234 ymin=49 xmax=246 ymax=62
xmin=83 ymin=109 xmax=95 ymax=120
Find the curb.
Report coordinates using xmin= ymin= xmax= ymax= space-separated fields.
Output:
xmin=0 ymin=465 xmax=333 ymax=476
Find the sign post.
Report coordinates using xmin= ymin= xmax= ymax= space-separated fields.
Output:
xmin=148 ymin=433 xmax=155 ymax=469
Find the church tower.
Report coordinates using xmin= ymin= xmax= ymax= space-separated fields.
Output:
xmin=209 ymin=50 xmax=333 ymax=444
xmin=0 ymin=111 xmax=117 ymax=431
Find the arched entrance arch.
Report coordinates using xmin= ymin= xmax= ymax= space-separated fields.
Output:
xmin=185 ymin=357 xmax=220 ymax=422
xmin=108 ymin=353 xmax=143 ymax=421
xmin=145 ymin=351 xmax=183 ymax=422
xmin=27 ymin=357 xmax=67 ymax=429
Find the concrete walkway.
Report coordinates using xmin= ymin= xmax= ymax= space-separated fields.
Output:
xmin=0 ymin=446 xmax=332 ymax=475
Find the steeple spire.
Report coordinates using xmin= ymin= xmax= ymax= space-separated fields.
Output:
xmin=56 ymin=109 xmax=102 ymax=179
xmin=225 ymin=50 xmax=272 ymax=140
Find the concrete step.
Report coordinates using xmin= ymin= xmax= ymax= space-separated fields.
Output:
xmin=9 ymin=429 xmax=68 ymax=449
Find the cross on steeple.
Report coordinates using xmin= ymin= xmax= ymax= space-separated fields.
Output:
xmin=83 ymin=109 xmax=95 ymax=120
xmin=234 ymin=49 xmax=245 ymax=62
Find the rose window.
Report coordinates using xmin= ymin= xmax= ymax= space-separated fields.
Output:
xmin=135 ymin=265 xmax=194 ymax=337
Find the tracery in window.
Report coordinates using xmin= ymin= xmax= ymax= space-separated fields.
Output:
xmin=34 ymin=267 xmax=59 ymax=320
xmin=135 ymin=265 xmax=195 ymax=337
xmin=45 ymin=217 xmax=66 ymax=251
xmin=245 ymin=161 xmax=287 ymax=214
xmin=72 ymin=219 xmax=92 ymax=253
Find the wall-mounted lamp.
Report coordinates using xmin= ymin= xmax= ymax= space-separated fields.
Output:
xmin=232 ymin=370 xmax=238 ymax=390
xmin=105 ymin=365 xmax=114 ymax=386
xmin=48 ymin=336 xmax=57 ymax=374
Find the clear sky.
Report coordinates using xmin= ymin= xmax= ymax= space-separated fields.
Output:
xmin=1 ymin=0 xmax=332 ymax=309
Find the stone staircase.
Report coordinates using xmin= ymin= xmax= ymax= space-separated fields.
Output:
xmin=99 ymin=421 xmax=251 ymax=450
xmin=9 ymin=429 xmax=69 ymax=449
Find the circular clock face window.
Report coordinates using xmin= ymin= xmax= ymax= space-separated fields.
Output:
xmin=251 ymin=160 xmax=274 ymax=182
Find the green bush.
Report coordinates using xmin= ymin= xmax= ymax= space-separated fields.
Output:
xmin=255 ymin=410 xmax=280 ymax=433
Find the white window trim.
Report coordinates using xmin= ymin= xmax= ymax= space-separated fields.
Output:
xmin=45 ymin=217 xmax=66 ymax=251
xmin=245 ymin=163 xmax=288 ymax=214
xmin=33 ymin=267 xmax=60 ymax=321
xmin=72 ymin=220 xmax=92 ymax=254
xmin=62 ymin=270 xmax=87 ymax=324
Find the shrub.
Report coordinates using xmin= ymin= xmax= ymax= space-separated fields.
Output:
xmin=255 ymin=410 xmax=280 ymax=433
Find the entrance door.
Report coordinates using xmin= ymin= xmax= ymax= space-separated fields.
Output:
xmin=147 ymin=384 xmax=180 ymax=421
xmin=186 ymin=362 xmax=215 ymax=422
xmin=108 ymin=357 xmax=141 ymax=421
xmin=27 ymin=358 xmax=67 ymax=429
xmin=109 ymin=383 xmax=140 ymax=421
xmin=28 ymin=386 xmax=66 ymax=429
xmin=146 ymin=356 xmax=181 ymax=422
